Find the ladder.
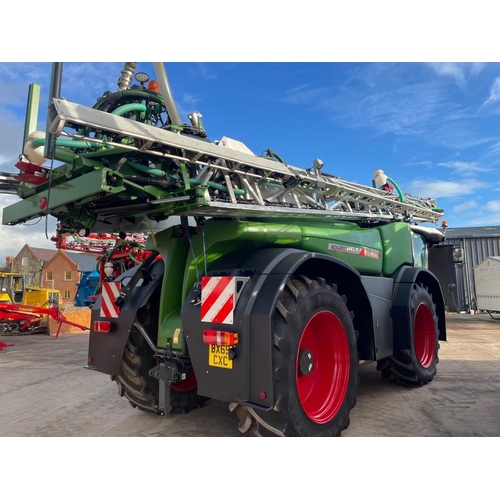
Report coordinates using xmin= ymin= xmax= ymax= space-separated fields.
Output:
xmin=48 ymin=98 xmax=443 ymax=224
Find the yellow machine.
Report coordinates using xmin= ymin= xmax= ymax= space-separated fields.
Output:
xmin=0 ymin=273 xmax=60 ymax=306
xmin=0 ymin=273 xmax=24 ymax=303
xmin=23 ymin=286 xmax=60 ymax=307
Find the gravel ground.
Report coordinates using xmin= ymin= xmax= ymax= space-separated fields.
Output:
xmin=1 ymin=313 xmax=499 ymax=437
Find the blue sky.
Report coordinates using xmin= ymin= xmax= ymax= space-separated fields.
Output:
xmin=0 ymin=4 xmax=496 ymax=481
xmin=1 ymin=61 xmax=500 ymax=262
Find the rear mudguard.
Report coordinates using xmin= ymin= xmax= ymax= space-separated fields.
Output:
xmin=391 ymin=265 xmax=446 ymax=350
xmin=181 ymin=247 xmax=379 ymax=409
xmin=87 ymin=259 xmax=164 ymax=375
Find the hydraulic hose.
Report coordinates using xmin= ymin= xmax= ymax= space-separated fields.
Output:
xmin=386 ymin=176 xmax=405 ymax=203
xmin=111 ymin=103 xmax=147 ymax=116
xmin=94 ymin=90 xmax=164 ymax=113
xmin=125 ymin=161 xmax=167 ymax=177
xmin=53 ymin=146 xmax=75 ymax=164
xmin=32 ymin=138 xmax=100 ymax=149
xmin=124 ymin=164 xmax=248 ymax=196
xmin=189 ymin=177 xmax=247 ymax=196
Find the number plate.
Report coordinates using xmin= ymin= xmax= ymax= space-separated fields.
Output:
xmin=208 ymin=345 xmax=233 ymax=369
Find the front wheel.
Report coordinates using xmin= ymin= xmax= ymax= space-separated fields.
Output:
xmin=377 ymin=283 xmax=440 ymax=386
xmin=270 ymin=275 xmax=358 ymax=437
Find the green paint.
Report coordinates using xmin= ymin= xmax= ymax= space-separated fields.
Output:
xmin=151 ymin=227 xmax=190 ymax=350
xmin=152 ymin=219 xmax=415 ymax=347
xmin=2 ymin=168 xmax=125 ymax=225
xmin=153 ymin=220 xmax=302 ymax=348
xmin=376 ymin=222 xmax=413 ymax=275
xmin=298 ymin=223 xmax=383 ymax=275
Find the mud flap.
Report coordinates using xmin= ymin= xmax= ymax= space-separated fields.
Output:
xmin=87 ymin=259 xmax=164 ymax=375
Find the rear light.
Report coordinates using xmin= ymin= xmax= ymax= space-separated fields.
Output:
xmin=203 ymin=329 xmax=239 ymax=346
xmin=93 ymin=321 xmax=112 ymax=333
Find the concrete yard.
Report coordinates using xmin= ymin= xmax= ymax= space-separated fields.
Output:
xmin=0 ymin=314 xmax=499 ymax=437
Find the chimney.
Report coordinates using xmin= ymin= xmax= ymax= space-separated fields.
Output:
xmin=5 ymin=256 xmax=14 ymax=267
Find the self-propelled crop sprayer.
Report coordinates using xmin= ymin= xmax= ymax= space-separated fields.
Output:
xmin=2 ymin=62 xmax=454 ymax=436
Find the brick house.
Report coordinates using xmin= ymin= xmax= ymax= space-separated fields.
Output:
xmin=43 ymin=250 xmax=97 ymax=304
xmin=0 ymin=256 xmax=14 ymax=272
xmin=10 ymin=245 xmax=98 ymax=304
xmin=11 ymin=245 xmax=58 ymax=287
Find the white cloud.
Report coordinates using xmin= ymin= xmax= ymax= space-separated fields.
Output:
xmin=428 ymin=63 xmax=486 ymax=86
xmin=198 ymin=63 xmax=218 ymax=80
xmin=437 ymin=161 xmax=490 ymax=175
xmin=174 ymin=93 xmax=201 ymax=121
xmin=189 ymin=63 xmax=218 ymax=81
xmin=325 ymin=82 xmax=447 ymax=137
xmin=281 ymin=84 xmax=330 ymax=105
xmin=61 ymin=63 xmax=125 ymax=105
xmin=471 ymin=63 xmax=487 ymax=76
xmin=407 ymin=179 xmax=487 ymax=199
xmin=481 ymin=77 xmax=500 ymax=108
xmin=428 ymin=63 xmax=466 ymax=86
xmin=0 ymin=194 xmax=57 ymax=262
xmin=453 ymin=200 xmax=478 ymax=212
xmin=427 ymin=121 xmax=495 ymax=150
xmin=274 ymin=64 xmax=495 ymax=152
xmin=486 ymin=200 xmax=500 ymax=211
xmin=464 ymin=213 xmax=500 ymax=226
xmin=403 ymin=160 xmax=432 ymax=167
xmin=0 ymin=110 xmax=25 ymax=171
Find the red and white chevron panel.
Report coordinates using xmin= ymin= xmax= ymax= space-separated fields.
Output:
xmin=201 ymin=276 xmax=235 ymax=325
xmin=100 ymin=281 xmax=121 ymax=318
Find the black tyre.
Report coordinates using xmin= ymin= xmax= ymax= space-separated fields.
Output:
xmin=0 ymin=321 xmax=21 ymax=335
xmin=113 ymin=291 xmax=204 ymax=415
xmin=377 ymin=283 xmax=440 ymax=386
xmin=270 ymin=275 xmax=358 ymax=437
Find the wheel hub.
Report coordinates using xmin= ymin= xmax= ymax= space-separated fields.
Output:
xmin=298 ymin=349 xmax=314 ymax=376
xmin=295 ymin=310 xmax=351 ymax=424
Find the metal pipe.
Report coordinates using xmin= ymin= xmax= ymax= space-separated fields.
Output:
xmin=463 ymin=236 xmax=472 ymax=311
xmin=23 ymin=83 xmax=40 ymax=153
xmin=152 ymin=63 xmax=183 ymax=126
xmin=44 ymin=63 xmax=63 ymax=159
xmin=117 ymin=62 xmax=137 ymax=91
xmin=134 ymin=321 xmax=158 ymax=352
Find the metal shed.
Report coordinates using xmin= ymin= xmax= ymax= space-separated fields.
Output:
xmin=442 ymin=226 xmax=500 ymax=312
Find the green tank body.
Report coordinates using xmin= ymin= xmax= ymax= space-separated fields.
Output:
xmin=149 ymin=219 xmax=415 ymax=348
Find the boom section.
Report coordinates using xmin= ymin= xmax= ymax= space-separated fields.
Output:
xmin=4 ymin=96 xmax=443 ymax=230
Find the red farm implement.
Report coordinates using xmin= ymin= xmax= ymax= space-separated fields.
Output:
xmin=0 ymin=303 xmax=88 ymax=339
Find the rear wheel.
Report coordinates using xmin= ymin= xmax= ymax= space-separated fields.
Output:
xmin=269 ymin=275 xmax=358 ymax=437
xmin=113 ymin=291 xmax=204 ymax=415
xmin=377 ymin=283 xmax=440 ymax=386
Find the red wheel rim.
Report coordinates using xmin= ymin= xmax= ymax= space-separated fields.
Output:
xmin=170 ymin=369 xmax=198 ymax=391
xmin=295 ymin=311 xmax=350 ymax=424
xmin=414 ymin=303 xmax=435 ymax=368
